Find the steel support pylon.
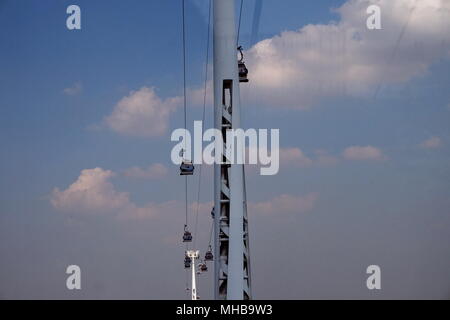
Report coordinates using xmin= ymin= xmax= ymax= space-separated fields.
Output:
xmin=213 ymin=0 xmax=251 ymax=300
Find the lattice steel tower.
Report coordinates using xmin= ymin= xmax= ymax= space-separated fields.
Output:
xmin=213 ymin=0 xmax=252 ymax=300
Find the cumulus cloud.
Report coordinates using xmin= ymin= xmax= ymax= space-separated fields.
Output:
xmin=51 ymin=168 xmax=166 ymax=219
xmin=63 ymin=82 xmax=82 ymax=96
xmin=101 ymin=0 xmax=450 ymax=137
xmin=123 ymin=163 xmax=168 ymax=179
xmin=278 ymin=148 xmax=338 ymax=169
xmin=51 ymin=168 xmax=129 ymax=213
xmin=249 ymin=193 xmax=319 ymax=215
xmin=50 ymin=168 xmax=319 ymax=220
xmin=280 ymin=147 xmax=314 ymax=167
xmin=420 ymin=136 xmax=442 ymax=149
xmin=276 ymin=145 xmax=388 ymax=170
xmin=258 ymin=145 xmax=383 ymax=171
xmin=244 ymin=0 xmax=450 ymax=108
xmin=342 ymin=145 xmax=385 ymax=161
xmin=105 ymin=87 xmax=181 ymax=137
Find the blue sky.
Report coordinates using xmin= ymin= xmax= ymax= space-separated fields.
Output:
xmin=1 ymin=0 xmax=450 ymax=299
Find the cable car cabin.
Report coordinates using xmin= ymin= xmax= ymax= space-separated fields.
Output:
xmin=238 ymin=61 xmax=249 ymax=83
xmin=205 ymin=250 xmax=213 ymax=261
xmin=198 ymin=263 xmax=208 ymax=273
xmin=180 ymin=161 xmax=194 ymax=176
xmin=183 ymin=230 xmax=193 ymax=242
xmin=237 ymin=46 xmax=249 ymax=83
xmin=184 ymin=257 xmax=191 ymax=269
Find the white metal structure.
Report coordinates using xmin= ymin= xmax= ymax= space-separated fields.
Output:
xmin=213 ymin=0 xmax=251 ymax=300
xmin=186 ymin=250 xmax=200 ymax=300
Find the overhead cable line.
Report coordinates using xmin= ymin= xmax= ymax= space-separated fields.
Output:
xmin=237 ymin=0 xmax=244 ymax=45
xmin=181 ymin=0 xmax=190 ymax=237
xmin=193 ymin=0 xmax=212 ymax=249
xmin=181 ymin=0 xmax=192 ymax=298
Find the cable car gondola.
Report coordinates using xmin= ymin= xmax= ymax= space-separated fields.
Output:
xmin=184 ymin=256 xmax=191 ymax=269
xmin=183 ymin=225 xmax=193 ymax=243
xmin=238 ymin=46 xmax=249 ymax=83
xmin=180 ymin=160 xmax=194 ymax=176
xmin=183 ymin=230 xmax=192 ymax=243
xmin=199 ymin=263 xmax=208 ymax=273
xmin=205 ymin=247 xmax=213 ymax=261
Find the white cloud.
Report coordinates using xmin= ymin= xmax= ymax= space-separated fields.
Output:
xmin=123 ymin=163 xmax=168 ymax=179
xmin=51 ymin=168 xmax=129 ymax=213
xmin=63 ymin=82 xmax=82 ymax=96
xmin=51 ymin=168 xmax=319 ymax=220
xmin=280 ymin=147 xmax=314 ymax=167
xmin=342 ymin=145 xmax=385 ymax=161
xmin=249 ymin=193 xmax=319 ymax=215
xmin=420 ymin=136 xmax=442 ymax=149
xmin=51 ymin=167 xmax=165 ymax=219
xmin=255 ymin=145 xmax=382 ymax=171
xmin=244 ymin=0 xmax=450 ymax=108
xmin=105 ymin=87 xmax=181 ymax=137
xmin=101 ymin=0 xmax=450 ymax=136
xmin=278 ymin=148 xmax=338 ymax=169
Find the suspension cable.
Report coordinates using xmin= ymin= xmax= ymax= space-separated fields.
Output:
xmin=193 ymin=0 xmax=212 ymax=249
xmin=206 ymin=220 xmax=213 ymax=252
xmin=182 ymin=0 xmax=187 ymax=143
xmin=182 ymin=1 xmax=189 ymax=296
xmin=237 ymin=0 xmax=244 ymax=45
xmin=373 ymin=0 xmax=417 ymax=100
xmin=181 ymin=0 xmax=189 ymax=234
